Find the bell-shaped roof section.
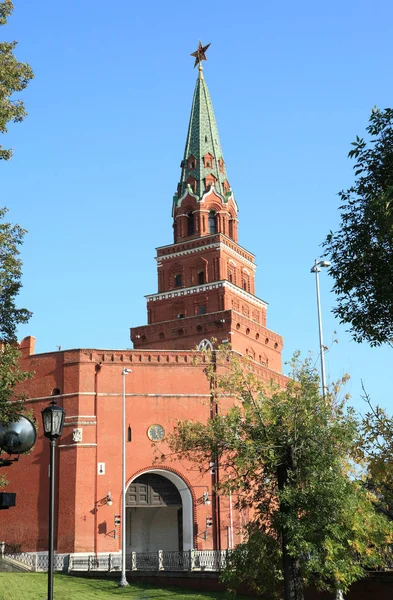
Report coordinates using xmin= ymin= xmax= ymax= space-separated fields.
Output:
xmin=177 ymin=65 xmax=230 ymax=201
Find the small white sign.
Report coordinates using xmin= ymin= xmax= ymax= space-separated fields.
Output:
xmin=72 ymin=428 xmax=83 ymax=443
xmin=98 ymin=462 xmax=105 ymax=475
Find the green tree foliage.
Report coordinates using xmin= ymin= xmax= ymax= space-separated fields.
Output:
xmin=0 ymin=2 xmax=33 ymax=427
xmin=323 ymin=108 xmax=393 ymax=346
xmin=360 ymin=390 xmax=393 ymax=521
xmin=0 ymin=0 xmax=34 ymax=160
xmin=0 ymin=207 xmax=32 ymax=425
xmin=167 ymin=351 xmax=393 ymax=600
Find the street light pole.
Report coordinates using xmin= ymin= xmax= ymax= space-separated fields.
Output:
xmin=41 ymin=399 xmax=65 ymax=600
xmin=48 ymin=438 xmax=56 ymax=599
xmin=119 ymin=368 xmax=132 ymax=588
xmin=310 ymin=259 xmax=330 ymax=399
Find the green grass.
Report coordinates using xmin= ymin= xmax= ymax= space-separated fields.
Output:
xmin=0 ymin=573 xmax=249 ymax=600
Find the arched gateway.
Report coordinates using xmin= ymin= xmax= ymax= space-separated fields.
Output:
xmin=126 ymin=470 xmax=194 ymax=552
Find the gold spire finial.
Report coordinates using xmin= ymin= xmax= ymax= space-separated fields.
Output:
xmin=190 ymin=41 xmax=211 ymax=68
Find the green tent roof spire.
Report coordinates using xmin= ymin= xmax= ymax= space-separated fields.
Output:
xmin=176 ymin=54 xmax=230 ymax=201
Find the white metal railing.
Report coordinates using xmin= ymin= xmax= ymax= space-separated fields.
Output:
xmin=4 ymin=546 xmax=393 ymax=575
xmin=69 ymin=549 xmax=230 ymax=573
xmin=1 ymin=546 xmax=68 ymax=572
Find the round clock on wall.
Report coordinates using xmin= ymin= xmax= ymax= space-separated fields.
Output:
xmin=147 ymin=424 xmax=165 ymax=442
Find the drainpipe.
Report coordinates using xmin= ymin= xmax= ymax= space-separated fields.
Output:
xmin=228 ymin=484 xmax=234 ymax=549
xmin=94 ymin=362 xmax=102 ymax=556
xmin=210 ymin=349 xmax=221 ymax=551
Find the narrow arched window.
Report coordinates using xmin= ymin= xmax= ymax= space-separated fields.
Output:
xmin=198 ymin=270 xmax=205 ymax=285
xmin=174 ymin=273 xmax=182 ymax=287
xmin=208 ymin=211 xmax=216 ymax=234
xmin=187 ymin=211 xmax=194 ymax=236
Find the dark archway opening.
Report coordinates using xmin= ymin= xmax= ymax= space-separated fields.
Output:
xmin=126 ymin=474 xmax=183 ymax=552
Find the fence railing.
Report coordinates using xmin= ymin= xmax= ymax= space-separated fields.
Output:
xmin=3 ymin=546 xmax=393 ymax=575
xmin=1 ymin=543 xmax=229 ymax=574
xmin=1 ymin=549 xmax=68 ymax=572
xmin=69 ymin=550 xmax=230 ymax=573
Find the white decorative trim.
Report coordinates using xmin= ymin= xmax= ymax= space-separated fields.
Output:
xmin=156 ymin=242 xmax=220 ymax=263
xmin=156 ymin=240 xmax=256 ymax=270
xmin=224 ymin=244 xmax=256 ymax=269
xmin=228 ymin=259 xmax=237 ymax=267
xmin=173 ymin=184 xmax=238 ymax=214
xmin=226 ymin=282 xmax=268 ymax=308
xmin=157 ymin=235 xmax=255 ymax=258
xmin=198 ymin=339 xmax=213 ymax=351
xmin=146 ymin=281 xmax=223 ymax=301
xmin=21 ymin=392 xmax=95 ymax=404
xmin=173 ymin=187 xmax=199 ymax=215
xmin=65 ymin=415 xmax=96 ymax=419
xmin=58 ymin=443 xmax=97 ymax=448
xmin=226 ymin=191 xmax=238 ymax=213
xmin=97 ymin=393 xmax=211 ymax=398
xmin=146 ymin=280 xmax=268 ymax=310
xmin=200 ymin=184 xmax=225 ymax=204
xmin=63 ymin=421 xmax=96 ymax=427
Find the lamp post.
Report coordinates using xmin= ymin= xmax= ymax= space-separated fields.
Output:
xmin=41 ymin=399 xmax=65 ymax=600
xmin=310 ymin=259 xmax=330 ymax=399
xmin=119 ymin=368 xmax=132 ymax=588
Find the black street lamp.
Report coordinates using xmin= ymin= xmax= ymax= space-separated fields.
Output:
xmin=41 ymin=399 xmax=65 ymax=600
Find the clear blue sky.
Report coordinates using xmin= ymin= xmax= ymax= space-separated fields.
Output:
xmin=2 ymin=0 xmax=393 ymax=414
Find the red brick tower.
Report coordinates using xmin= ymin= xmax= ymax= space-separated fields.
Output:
xmin=131 ymin=59 xmax=283 ymax=372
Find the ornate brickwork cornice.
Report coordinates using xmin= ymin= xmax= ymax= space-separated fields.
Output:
xmin=145 ymin=279 xmax=268 ymax=309
xmin=156 ymin=238 xmax=256 ymax=270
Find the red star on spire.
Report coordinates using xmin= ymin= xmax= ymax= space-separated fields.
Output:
xmin=190 ymin=41 xmax=211 ymax=68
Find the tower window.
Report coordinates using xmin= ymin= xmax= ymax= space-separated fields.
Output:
xmin=205 ymin=135 xmax=208 ymax=142
xmin=198 ymin=271 xmax=205 ymax=285
xmin=174 ymin=273 xmax=182 ymax=287
xmin=228 ymin=270 xmax=233 ymax=283
xmin=208 ymin=211 xmax=217 ymax=234
xmin=243 ymin=280 xmax=247 ymax=291
xmin=203 ymin=153 xmax=214 ymax=169
xmin=199 ymin=305 xmax=206 ymax=315
xmin=187 ymin=155 xmax=197 ymax=171
xmin=186 ymin=175 xmax=197 ymax=192
xmin=187 ymin=211 xmax=195 ymax=235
